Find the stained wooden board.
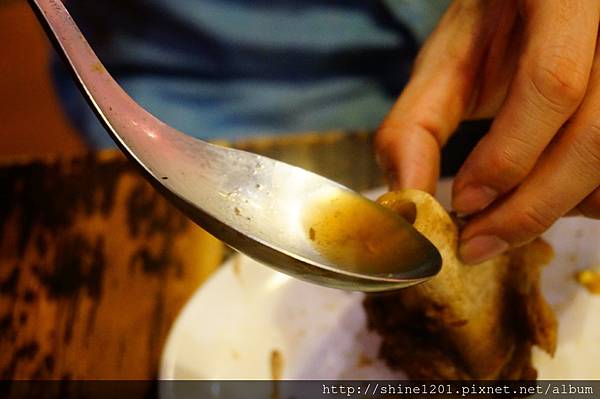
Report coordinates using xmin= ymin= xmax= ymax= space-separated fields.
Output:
xmin=0 ymin=131 xmax=383 ymax=379
xmin=0 ymin=152 xmax=224 ymax=379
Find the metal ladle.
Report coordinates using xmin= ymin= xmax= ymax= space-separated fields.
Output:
xmin=29 ymin=0 xmax=441 ymax=291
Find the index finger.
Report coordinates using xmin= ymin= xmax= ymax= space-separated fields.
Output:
xmin=376 ymin=0 xmax=494 ymax=193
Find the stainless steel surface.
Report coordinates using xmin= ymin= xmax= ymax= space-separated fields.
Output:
xmin=29 ymin=0 xmax=441 ymax=291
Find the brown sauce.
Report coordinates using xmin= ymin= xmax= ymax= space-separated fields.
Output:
xmin=302 ymin=190 xmax=430 ymax=276
xmin=270 ymin=349 xmax=284 ymax=380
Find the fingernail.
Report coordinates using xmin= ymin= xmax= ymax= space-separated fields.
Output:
xmin=453 ymin=185 xmax=497 ymax=215
xmin=459 ymin=235 xmax=509 ymax=264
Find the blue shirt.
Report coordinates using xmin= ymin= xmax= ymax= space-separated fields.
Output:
xmin=53 ymin=0 xmax=449 ymax=147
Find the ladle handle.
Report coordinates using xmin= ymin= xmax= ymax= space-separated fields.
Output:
xmin=29 ymin=0 xmax=169 ymax=148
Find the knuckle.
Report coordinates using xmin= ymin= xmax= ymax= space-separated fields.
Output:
xmin=483 ymin=149 xmax=530 ymax=188
xmin=515 ymin=203 xmax=558 ymax=238
xmin=529 ymin=51 xmax=588 ymax=111
xmin=375 ymin=119 xmax=395 ymax=145
xmin=377 ymin=112 xmax=406 ymax=140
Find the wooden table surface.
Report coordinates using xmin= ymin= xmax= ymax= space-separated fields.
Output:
xmin=0 ymin=131 xmax=382 ymax=379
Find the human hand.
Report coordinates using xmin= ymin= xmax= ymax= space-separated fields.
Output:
xmin=376 ymin=0 xmax=600 ymax=264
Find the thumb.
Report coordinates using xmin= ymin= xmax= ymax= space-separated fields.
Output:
xmin=376 ymin=0 xmax=491 ymax=193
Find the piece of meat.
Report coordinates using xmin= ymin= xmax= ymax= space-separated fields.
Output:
xmin=363 ymin=190 xmax=557 ymax=380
